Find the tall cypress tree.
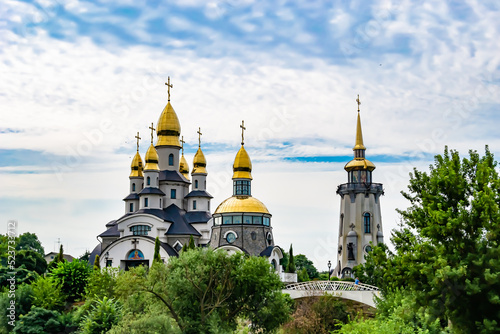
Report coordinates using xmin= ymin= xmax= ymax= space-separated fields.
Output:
xmin=188 ymin=235 xmax=196 ymax=250
xmin=93 ymin=254 xmax=101 ymax=270
xmin=153 ymin=237 xmax=162 ymax=263
xmin=286 ymin=244 xmax=296 ymax=273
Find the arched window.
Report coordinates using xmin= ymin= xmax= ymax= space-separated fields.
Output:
xmin=147 ymin=176 xmax=150 ymax=186
xmin=271 ymin=259 xmax=277 ymax=271
xmin=132 ymin=183 xmax=136 ymax=192
xmin=144 ymin=197 xmax=149 ymax=207
xmin=168 ymin=154 xmax=174 ymax=166
xmin=193 ymin=200 xmax=197 ymax=210
xmin=364 ymin=213 xmax=371 ymax=233
xmin=195 ymin=180 xmax=198 ymax=189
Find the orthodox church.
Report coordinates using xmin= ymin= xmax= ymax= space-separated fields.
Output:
xmin=90 ymin=79 xmax=283 ymax=274
xmin=334 ymin=97 xmax=384 ymax=278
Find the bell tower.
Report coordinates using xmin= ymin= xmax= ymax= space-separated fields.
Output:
xmin=335 ymin=95 xmax=384 ymax=278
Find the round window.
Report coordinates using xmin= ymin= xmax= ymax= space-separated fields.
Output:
xmin=226 ymin=232 xmax=236 ymax=244
xmin=365 ymin=245 xmax=372 ymax=253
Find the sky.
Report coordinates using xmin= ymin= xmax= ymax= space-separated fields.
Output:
xmin=1 ymin=0 xmax=500 ymax=271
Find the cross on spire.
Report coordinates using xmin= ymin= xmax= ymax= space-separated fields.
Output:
xmin=197 ymin=127 xmax=202 ymax=147
xmin=356 ymin=94 xmax=361 ymax=112
xmin=180 ymin=136 xmax=185 ymax=155
xmin=240 ymin=120 xmax=246 ymax=146
xmin=349 ymin=223 xmax=355 ymax=231
xmin=165 ymin=76 xmax=173 ymax=102
xmin=148 ymin=122 xmax=155 ymax=144
xmin=135 ymin=132 xmax=141 ymax=151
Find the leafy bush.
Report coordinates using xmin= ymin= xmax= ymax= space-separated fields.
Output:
xmin=31 ymin=276 xmax=64 ymax=311
xmin=12 ymin=307 xmax=67 ymax=334
xmin=79 ymin=297 xmax=122 ymax=334
xmin=85 ymin=267 xmax=119 ymax=300
xmin=50 ymin=259 xmax=91 ymax=302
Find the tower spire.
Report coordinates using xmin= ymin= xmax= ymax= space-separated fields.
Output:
xmin=353 ymin=95 xmax=366 ymax=151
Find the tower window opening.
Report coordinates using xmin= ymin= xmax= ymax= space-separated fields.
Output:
xmin=132 ymin=183 xmax=136 ymax=192
xmin=364 ymin=213 xmax=371 ymax=233
xmin=129 ymin=203 xmax=134 ymax=212
xmin=144 ymin=198 xmax=149 ymax=207
xmin=147 ymin=176 xmax=151 ymax=186
xmin=195 ymin=180 xmax=198 ymax=189
xmin=169 ymin=154 xmax=174 ymax=166
xmin=171 ymin=189 xmax=177 ymax=199
xmin=233 ymin=180 xmax=251 ymax=196
xmin=193 ymin=200 xmax=197 ymax=210
xmin=340 ymin=214 xmax=344 ymax=236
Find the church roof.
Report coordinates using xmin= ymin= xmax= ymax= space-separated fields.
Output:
xmin=185 ymin=211 xmax=212 ymax=224
xmin=260 ymin=246 xmax=275 ymax=257
xmin=98 ymin=224 xmax=120 ymax=237
xmin=159 ymin=170 xmax=190 ymax=184
xmin=214 ymin=196 xmax=270 ymax=214
xmin=185 ymin=190 xmax=213 ymax=198
xmin=105 ymin=220 xmax=117 ymax=227
xmin=88 ymin=243 xmax=101 ymax=266
xmin=132 ymin=205 xmax=202 ymax=236
xmin=123 ymin=193 xmax=139 ymax=201
xmin=138 ymin=187 xmax=165 ymax=195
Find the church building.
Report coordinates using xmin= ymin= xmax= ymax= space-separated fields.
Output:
xmin=335 ymin=97 xmax=385 ymax=278
xmin=90 ymin=79 xmax=282 ymax=274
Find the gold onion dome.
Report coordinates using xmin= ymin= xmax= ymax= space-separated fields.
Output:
xmin=130 ymin=152 xmax=144 ymax=177
xmin=144 ymin=144 xmax=160 ymax=171
xmin=232 ymin=145 xmax=252 ymax=179
xmin=180 ymin=154 xmax=190 ymax=180
xmin=214 ymin=196 xmax=269 ymax=214
xmin=156 ymin=102 xmax=181 ymax=147
xmin=192 ymin=147 xmax=207 ymax=174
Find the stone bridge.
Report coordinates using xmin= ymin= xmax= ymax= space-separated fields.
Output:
xmin=283 ymin=281 xmax=380 ymax=308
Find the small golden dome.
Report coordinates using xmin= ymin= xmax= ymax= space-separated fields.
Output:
xmin=156 ymin=102 xmax=181 ymax=147
xmin=214 ymin=196 xmax=269 ymax=214
xmin=144 ymin=144 xmax=160 ymax=171
xmin=130 ymin=151 xmax=144 ymax=177
xmin=232 ymin=145 xmax=252 ymax=180
xmin=180 ymin=154 xmax=190 ymax=180
xmin=192 ymin=147 xmax=207 ymax=174
xmin=344 ymin=158 xmax=376 ymax=172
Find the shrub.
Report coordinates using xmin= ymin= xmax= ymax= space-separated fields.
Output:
xmin=79 ymin=297 xmax=122 ymax=334
xmin=31 ymin=276 xmax=64 ymax=310
xmin=50 ymin=259 xmax=91 ymax=302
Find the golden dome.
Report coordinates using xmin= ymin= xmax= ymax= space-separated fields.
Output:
xmin=144 ymin=144 xmax=160 ymax=171
xmin=344 ymin=158 xmax=376 ymax=172
xmin=179 ymin=154 xmax=190 ymax=180
xmin=192 ymin=147 xmax=207 ymax=174
xmin=156 ymin=102 xmax=181 ymax=147
xmin=214 ymin=196 xmax=269 ymax=214
xmin=130 ymin=151 xmax=143 ymax=177
xmin=232 ymin=145 xmax=252 ymax=180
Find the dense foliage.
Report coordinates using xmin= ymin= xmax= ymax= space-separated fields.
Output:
xmin=353 ymin=147 xmax=500 ymax=333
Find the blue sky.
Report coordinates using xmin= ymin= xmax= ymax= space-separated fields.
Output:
xmin=1 ymin=0 xmax=500 ymax=269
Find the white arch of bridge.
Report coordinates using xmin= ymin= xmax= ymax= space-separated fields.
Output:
xmin=283 ymin=281 xmax=380 ymax=308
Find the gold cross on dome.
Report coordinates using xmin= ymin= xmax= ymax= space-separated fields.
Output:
xmin=356 ymin=94 xmax=361 ymax=112
xmin=240 ymin=120 xmax=246 ymax=145
xmin=148 ymin=123 xmax=155 ymax=144
xmin=180 ymin=136 xmax=185 ymax=154
xmin=135 ymin=132 xmax=141 ymax=151
xmin=197 ymin=127 xmax=202 ymax=147
xmin=165 ymin=76 xmax=173 ymax=101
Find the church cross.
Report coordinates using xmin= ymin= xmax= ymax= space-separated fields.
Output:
xmin=240 ymin=120 xmax=246 ymax=145
xmin=349 ymin=223 xmax=355 ymax=231
xmin=135 ymin=132 xmax=141 ymax=151
xmin=180 ymin=136 xmax=185 ymax=154
xmin=356 ymin=94 xmax=361 ymax=112
xmin=197 ymin=127 xmax=202 ymax=147
xmin=165 ymin=76 xmax=173 ymax=101
xmin=148 ymin=123 xmax=155 ymax=144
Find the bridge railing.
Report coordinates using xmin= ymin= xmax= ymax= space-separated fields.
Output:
xmin=285 ymin=280 xmax=379 ymax=292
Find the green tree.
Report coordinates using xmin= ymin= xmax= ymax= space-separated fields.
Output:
xmin=355 ymin=147 xmax=500 ymax=333
xmin=93 ymin=254 xmax=101 ymax=271
xmin=297 ymin=267 xmax=310 ymax=282
xmin=85 ymin=267 xmax=119 ymax=300
xmin=79 ymin=250 xmax=91 ymax=262
xmin=286 ymin=244 xmax=296 ymax=273
xmin=56 ymin=244 xmax=64 ymax=263
xmin=295 ymin=254 xmax=319 ymax=279
xmin=188 ymin=235 xmax=195 ymax=250
xmin=50 ymin=258 xmax=91 ymax=302
xmin=12 ymin=307 xmax=72 ymax=334
xmin=116 ymin=248 xmax=291 ymax=333
xmin=16 ymin=232 xmax=45 ymax=257
xmin=15 ymin=250 xmax=47 ymax=275
xmin=153 ymin=237 xmax=162 ymax=263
